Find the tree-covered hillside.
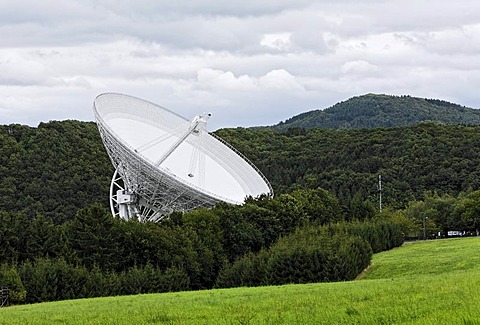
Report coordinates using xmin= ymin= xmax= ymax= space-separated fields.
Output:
xmin=1 ymin=120 xmax=480 ymax=221
xmin=1 ymin=119 xmax=480 ymax=304
xmin=217 ymin=122 xmax=480 ymax=208
xmin=0 ymin=121 xmax=113 ymax=223
xmin=273 ymin=94 xmax=480 ymax=130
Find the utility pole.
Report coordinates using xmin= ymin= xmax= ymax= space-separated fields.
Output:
xmin=378 ymin=175 xmax=382 ymax=213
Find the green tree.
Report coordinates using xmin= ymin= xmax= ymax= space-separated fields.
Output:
xmin=181 ymin=209 xmax=227 ymax=289
xmin=290 ymin=188 xmax=343 ymax=225
xmin=25 ymin=214 xmax=69 ymax=260
xmin=65 ymin=204 xmax=121 ymax=271
xmin=347 ymin=191 xmax=376 ymax=221
xmin=461 ymin=190 xmax=480 ymax=234
xmin=216 ymin=203 xmax=265 ymax=262
xmin=0 ymin=263 xmax=26 ymax=304
xmin=0 ymin=211 xmax=20 ymax=264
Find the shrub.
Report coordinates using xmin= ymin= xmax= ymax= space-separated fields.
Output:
xmin=0 ymin=263 xmax=26 ymax=304
xmin=214 ymin=251 xmax=269 ymax=288
xmin=17 ymin=258 xmax=91 ymax=303
xmin=215 ymin=225 xmax=373 ymax=288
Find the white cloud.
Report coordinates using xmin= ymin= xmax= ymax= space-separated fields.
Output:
xmin=340 ymin=60 xmax=379 ymax=75
xmin=195 ymin=68 xmax=303 ymax=92
xmin=259 ymin=69 xmax=305 ymax=91
xmin=0 ymin=0 xmax=480 ymax=129
xmin=260 ymin=33 xmax=292 ymax=51
xmin=0 ymin=54 xmax=50 ymax=85
xmin=196 ymin=68 xmax=256 ymax=91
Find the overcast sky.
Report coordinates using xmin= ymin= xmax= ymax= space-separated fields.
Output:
xmin=1 ymin=0 xmax=480 ymax=130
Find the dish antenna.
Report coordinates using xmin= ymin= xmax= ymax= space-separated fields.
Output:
xmin=93 ymin=93 xmax=273 ymax=222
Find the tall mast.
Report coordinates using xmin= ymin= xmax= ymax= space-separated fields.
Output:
xmin=378 ymin=174 xmax=382 ymax=213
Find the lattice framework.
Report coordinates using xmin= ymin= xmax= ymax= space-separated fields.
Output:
xmin=93 ymin=93 xmax=273 ymax=222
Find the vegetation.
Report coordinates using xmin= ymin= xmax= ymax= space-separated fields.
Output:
xmin=1 ymin=238 xmax=480 ymax=324
xmin=0 ymin=121 xmax=112 ymax=223
xmin=217 ymin=122 xmax=480 ymax=207
xmin=0 ymin=189 xmax=402 ymax=304
xmin=272 ymin=93 xmax=480 ymax=130
xmin=215 ymin=220 xmax=403 ymax=288
xmin=1 ymin=112 xmax=480 ymax=306
xmin=2 ymin=119 xmax=480 ymax=220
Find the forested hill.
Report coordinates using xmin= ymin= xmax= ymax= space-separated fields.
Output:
xmin=1 ymin=120 xmax=480 ymax=223
xmin=272 ymin=94 xmax=480 ymax=130
xmin=216 ymin=122 xmax=480 ymax=208
xmin=0 ymin=121 xmax=113 ymax=223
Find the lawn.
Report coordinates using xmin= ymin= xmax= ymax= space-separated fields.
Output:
xmin=364 ymin=237 xmax=480 ymax=279
xmin=1 ymin=237 xmax=480 ymax=324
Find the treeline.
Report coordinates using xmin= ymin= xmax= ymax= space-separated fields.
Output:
xmin=215 ymin=221 xmax=403 ymax=288
xmin=217 ymin=122 xmax=480 ymax=208
xmin=0 ymin=260 xmax=189 ymax=304
xmin=400 ymin=190 xmax=480 ymax=238
xmin=273 ymin=93 xmax=480 ymax=130
xmin=0 ymin=188 xmax=404 ymax=304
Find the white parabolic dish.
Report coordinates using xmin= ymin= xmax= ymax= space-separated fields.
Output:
xmin=93 ymin=93 xmax=273 ymax=222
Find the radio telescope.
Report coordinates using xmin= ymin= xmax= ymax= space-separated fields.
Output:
xmin=93 ymin=93 xmax=273 ymax=222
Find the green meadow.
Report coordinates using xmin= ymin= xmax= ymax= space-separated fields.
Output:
xmin=1 ymin=237 xmax=480 ymax=324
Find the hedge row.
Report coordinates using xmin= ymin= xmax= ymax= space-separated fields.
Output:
xmin=215 ymin=220 xmax=403 ymax=288
xmin=0 ymin=259 xmax=189 ymax=304
xmin=327 ymin=220 xmax=405 ymax=253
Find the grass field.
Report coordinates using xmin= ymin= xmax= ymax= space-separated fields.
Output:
xmin=1 ymin=237 xmax=480 ymax=324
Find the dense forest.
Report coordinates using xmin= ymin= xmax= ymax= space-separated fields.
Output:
xmin=272 ymin=94 xmax=480 ymax=130
xmin=217 ymin=122 xmax=480 ymax=208
xmin=0 ymin=121 xmax=112 ymax=223
xmin=1 ymin=117 xmax=480 ymax=304
xmin=2 ymin=120 xmax=480 ymax=222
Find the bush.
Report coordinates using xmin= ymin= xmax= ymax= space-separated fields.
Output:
xmin=215 ymin=219 xmax=404 ymax=289
xmin=18 ymin=258 xmax=91 ymax=303
xmin=330 ymin=220 xmax=404 ymax=253
xmin=265 ymin=231 xmax=372 ymax=285
xmin=0 ymin=263 xmax=26 ymax=304
xmin=15 ymin=258 xmax=191 ymax=304
xmin=215 ymin=225 xmax=373 ymax=288
xmin=215 ymin=251 xmax=269 ymax=288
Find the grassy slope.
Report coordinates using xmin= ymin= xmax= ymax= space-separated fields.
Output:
xmin=365 ymin=237 xmax=480 ymax=279
xmin=1 ymin=238 xmax=480 ymax=324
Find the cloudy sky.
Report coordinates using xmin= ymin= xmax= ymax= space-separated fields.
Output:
xmin=1 ymin=0 xmax=480 ymax=130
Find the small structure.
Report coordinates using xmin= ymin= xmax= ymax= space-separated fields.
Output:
xmin=0 ymin=286 xmax=9 ymax=307
xmin=447 ymin=230 xmax=464 ymax=237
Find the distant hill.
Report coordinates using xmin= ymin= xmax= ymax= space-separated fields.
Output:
xmin=272 ymin=94 xmax=480 ymax=130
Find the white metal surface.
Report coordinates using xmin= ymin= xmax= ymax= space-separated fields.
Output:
xmin=93 ymin=93 xmax=273 ymax=222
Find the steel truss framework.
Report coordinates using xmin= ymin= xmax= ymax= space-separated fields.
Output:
xmin=0 ymin=287 xmax=8 ymax=307
xmin=93 ymin=93 xmax=273 ymax=222
xmin=98 ymin=119 xmax=221 ymax=222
